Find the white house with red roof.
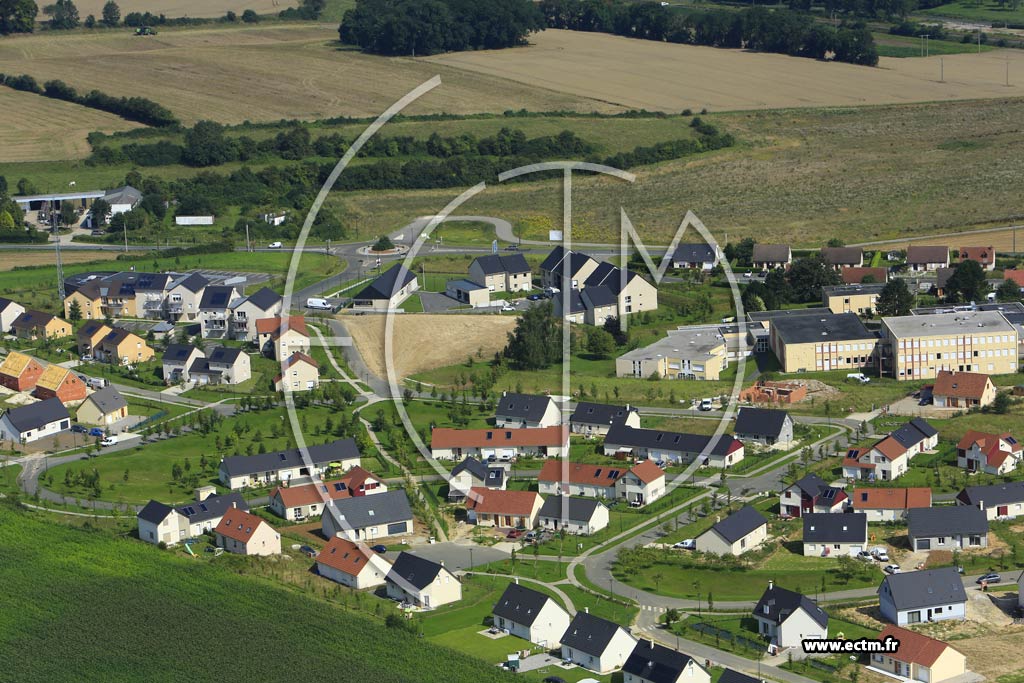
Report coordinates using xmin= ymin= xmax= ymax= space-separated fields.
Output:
xmin=537 ymin=459 xmax=666 ymax=507
xmin=957 ymin=430 xmax=1022 ymax=475
xmin=851 ymin=487 xmax=932 ymax=522
xmin=841 ymin=418 xmax=938 ymax=482
xmin=932 ymin=370 xmax=997 ymax=409
xmin=779 ymin=473 xmax=847 ymax=518
xmin=868 ymin=625 xmax=968 ymax=683
xmin=214 ymin=508 xmax=281 ymax=556
xmin=430 ymin=426 xmax=565 ymax=461
xmin=269 ymin=466 xmax=387 ymax=521
xmin=315 ymin=536 xmax=390 ymax=590
xmin=273 ymin=352 xmax=320 ymax=393
xmin=466 ymin=488 xmax=543 ymax=528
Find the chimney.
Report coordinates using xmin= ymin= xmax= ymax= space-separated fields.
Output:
xmin=515 ymin=577 xmax=519 ymax=585
xmin=440 ymin=560 xmax=445 ymax=567
xmin=769 ymin=579 xmax=774 ymax=591
xmin=584 ymin=606 xmax=589 ymax=614
xmin=979 ymin=500 xmax=985 ymax=511
xmin=231 ymin=501 xmax=237 ymax=508
xmin=715 ymin=515 xmax=721 ymax=523
xmin=649 ymin=638 xmax=655 ymax=649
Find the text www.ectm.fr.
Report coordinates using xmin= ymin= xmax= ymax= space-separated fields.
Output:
xmin=802 ymin=637 xmax=900 ymax=654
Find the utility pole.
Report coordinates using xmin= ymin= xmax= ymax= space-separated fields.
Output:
xmin=245 ymin=223 xmax=251 ymax=253
xmin=53 ymin=202 xmax=65 ymax=300
xmin=940 ymin=57 xmax=944 ymax=83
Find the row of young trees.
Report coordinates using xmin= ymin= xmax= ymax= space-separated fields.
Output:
xmin=0 ymin=74 xmax=178 ymax=126
xmin=338 ymin=0 xmax=544 ymax=55
xmin=540 ymin=0 xmax=878 ymax=66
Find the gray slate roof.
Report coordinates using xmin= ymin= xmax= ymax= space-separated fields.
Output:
xmin=103 ymin=185 xmax=142 ymax=206
xmin=137 ymin=499 xmax=174 ymax=525
xmin=581 ymin=285 xmax=617 ymax=308
xmin=170 ymin=272 xmax=209 ymax=293
xmin=207 ymin=346 xmax=243 ymax=365
xmin=890 ymin=418 xmax=938 ymax=449
xmin=560 ymin=611 xmax=628 ymax=657
xmin=704 ymin=505 xmax=767 ymax=544
xmin=753 ymin=584 xmax=829 ymax=628
xmin=538 ymin=496 xmax=605 ymax=524
xmin=84 ymin=386 xmax=127 ymax=415
xmin=162 ymin=344 xmax=201 ymax=363
xmin=570 ymin=401 xmax=637 ymax=427
xmin=325 ymin=489 xmax=412 ymax=531
xmin=387 ymin=551 xmax=447 ymax=590
xmin=957 ymin=481 xmax=1024 ymax=508
xmin=672 ymin=243 xmax=717 ymax=263
xmin=496 ymin=393 xmax=554 ymax=423
xmin=752 ymin=244 xmax=791 ymax=263
xmin=907 ymin=506 xmax=988 ymax=538
xmin=771 ymin=312 xmax=873 ymax=345
xmin=605 ymin=423 xmax=742 ymax=458
xmin=240 ymin=286 xmax=281 ymax=311
xmin=622 ymin=640 xmax=699 ymax=683
xmin=139 ymin=493 xmax=249 ymax=526
xmin=734 ymin=407 xmax=791 ymax=439
xmin=790 ymin=473 xmax=828 ymax=498
xmin=472 ymin=253 xmax=530 ymax=275
xmin=199 ymin=286 xmax=237 ymax=310
xmin=219 ymin=438 xmax=360 ymax=477
xmin=3 ymin=397 xmax=69 ymax=433
xmin=879 ymin=567 xmax=967 ymax=610
xmin=492 ymin=582 xmax=557 ymax=627
xmin=354 ymin=265 xmax=416 ymax=301
xmin=802 ymin=513 xmax=867 ymax=543
xmin=719 ymin=669 xmax=762 ymax=683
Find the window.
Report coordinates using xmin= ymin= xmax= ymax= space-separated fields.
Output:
xmin=938 ymin=537 xmax=946 ymax=544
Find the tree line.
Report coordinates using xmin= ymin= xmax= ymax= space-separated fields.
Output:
xmin=0 ymin=74 xmax=178 ymax=126
xmin=0 ymin=176 xmax=44 ymax=243
xmin=338 ymin=0 xmax=544 ymax=55
xmin=540 ymin=0 xmax=878 ymax=66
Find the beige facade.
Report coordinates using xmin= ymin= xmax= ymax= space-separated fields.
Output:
xmin=617 ymin=328 xmax=729 ymax=381
xmin=617 ymin=274 xmax=658 ymax=317
xmin=881 ymin=311 xmax=1018 ymax=380
xmin=823 ymin=284 xmax=885 ymax=315
xmin=273 ymin=355 xmax=320 ymax=392
xmin=695 ymin=523 xmax=768 ymax=556
xmin=770 ymin=329 xmax=878 ymax=374
xmin=98 ymin=331 xmax=154 ymax=365
xmin=76 ymin=395 xmax=128 ymax=426
xmin=386 ymin=565 xmax=462 ymax=609
xmin=64 ymin=289 xmax=104 ymax=321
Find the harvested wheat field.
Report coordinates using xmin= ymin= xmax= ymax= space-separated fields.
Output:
xmin=0 ymin=87 xmax=142 ymax=161
xmin=426 ymin=29 xmax=1024 ymax=112
xmin=45 ymin=0 xmax=285 ymax=19
xmin=0 ymin=25 xmax=616 ymax=132
xmin=860 ymin=226 xmax=1024 ymax=252
xmin=340 ymin=313 xmax=517 ymax=379
xmin=0 ymin=250 xmax=123 ymax=270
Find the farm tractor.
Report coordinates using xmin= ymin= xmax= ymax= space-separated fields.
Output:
xmin=134 ymin=26 xmax=157 ymax=36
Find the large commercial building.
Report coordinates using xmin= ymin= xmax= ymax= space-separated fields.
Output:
xmin=822 ymin=283 xmax=886 ymax=315
xmin=880 ymin=310 xmax=1018 ymax=380
xmin=616 ymin=327 xmax=729 ymax=380
xmin=769 ymin=312 xmax=878 ymax=374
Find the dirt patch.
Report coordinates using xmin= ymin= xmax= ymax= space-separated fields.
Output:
xmin=954 ymin=629 xmax=1024 ymax=680
xmin=340 ymin=313 xmax=518 ymax=380
xmin=0 ymin=250 xmax=122 ymax=271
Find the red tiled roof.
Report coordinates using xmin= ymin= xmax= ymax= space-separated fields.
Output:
xmin=957 ymin=430 xmax=1021 ymax=468
xmin=959 ymin=246 xmax=994 ymax=266
xmin=933 ymin=370 xmax=991 ymax=400
xmin=1004 ymin=269 xmax=1024 ymax=287
xmin=214 ymin=509 xmax=270 ymax=543
xmin=840 ymin=267 xmax=888 ymax=284
xmin=538 ymin=460 xmax=627 ymax=487
xmin=272 ymin=352 xmax=319 ymax=383
xmin=431 ymin=426 xmax=564 ymax=449
xmin=256 ymin=315 xmax=309 ymax=339
xmin=466 ymin=488 xmax=541 ymax=515
xmin=873 ymin=436 xmax=907 ymax=461
xmin=843 ymin=456 xmax=876 ymax=470
xmin=270 ymin=467 xmax=383 ymax=507
xmin=316 ymin=536 xmax=381 ymax=576
xmin=877 ymin=625 xmax=957 ymax=667
xmin=852 ymin=487 xmax=932 ymax=510
xmin=630 ymin=459 xmax=666 ymax=484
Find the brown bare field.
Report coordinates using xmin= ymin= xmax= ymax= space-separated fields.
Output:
xmin=43 ymin=0 xmax=284 ymax=19
xmin=0 ymin=250 xmax=122 ymax=270
xmin=938 ymin=628 xmax=1024 ymax=680
xmin=861 ymin=227 xmax=1024 ymax=253
xmin=0 ymin=87 xmax=141 ymax=161
xmin=427 ymin=29 xmax=1024 ymax=112
xmin=340 ymin=313 xmax=517 ymax=379
xmin=0 ymin=25 xmax=615 ymax=131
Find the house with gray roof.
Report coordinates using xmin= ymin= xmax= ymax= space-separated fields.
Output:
xmin=695 ymin=505 xmax=768 ymax=556
xmin=0 ymin=397 xmax=70 ymax=444
xmin=752 ymin=244 xmax=792 ymax=271
xmin=560 ymin=609 xmax=637 ymax=673
xmin=671 ymin=243 xmax=720 ymax=270
xmin=734 ymin=407 xmax=794 ymax=446
xmin=321 ymin=489 xmax=414 ymax=542
xmin=802 ymin=512 xmax=868 ymax=558
xmin=569 ymin=401 xmax=640 ymax=436
xmin=604 ymin=423 xmax=745 ymax=468
xmin=447 ymin=457 xmax=506 ymax=502
xmin=229 ymin=286 xmax=282 ymax=342
xmin=351 ymin=266 xmax=419 ymax=311
xmin=102 ymin=185 xmax=143 ymax=214
xmin=385 ymin=551 xmax=462 ymax=609
xmin=76 ymin=386 xmax=128 ymax=426
xmin=0 ymin=297 xmax=26 ymax=334
xmin=189 ymin=346 xmax=250 ymax=385
xmin=623 ymin=639 xmax=709 ymax=683
xmin=752 ymin=581 xmax=828 ymax=649
xmin=907 ymin=506 xmax=988 ymax=552
xmin=136 ymin=489 xmax=248 ymax=547
xmin=164 ymin=272 xmax=209 ymax=322
xmin=956 ymin=481 xmax=1024 ymax=521
xmin=199 ymin=285 xmax=241 ymax=338
xmin=540 ymin=246 xmax=599 ymax=290
xmin=543 ymin=247 xmax=658 ymax=323
xmin=878 ymin=567 xmax=967 ymax=625
xmin=468 ymin=253 xmax=532 ymax=293
xmin=218 ymin=438 xmax=361 ymax=489
xmin=495 ymin=392 xmax=560 ymax=429
xmin=821 ymin=247 xmax=863 ymax=269
xmin=537 ymin=496 xmax=609 ymax=535
xmin=492 ymin=580 xmax=571 ymax=648
xmin=161 ymin=344 xmax=205 ymax=385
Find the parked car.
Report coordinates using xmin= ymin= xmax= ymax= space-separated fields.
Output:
xmin=870 ymin=547 xmax=890 ymax=562
xmin=100 ymin=435 xmax=119 ymax=447
xmin=846 ymin=373 xmax=870 ymax=384
xmin=673 ymin=539 xmax=696 ymax=550
xmin=504 ymin=244 xmax=519 ymax=251
xmin=88 ymin=427 xmax=104 ymax=437
xmin=977 ymin=573 xmax=1001 ymax=584
xmin=501 ymin=304 xmax=516 ymax=312
xmin=856 ymin=551 xmax=874 ymax=561
xmin=86 ymin=377 xmax=108 ymax=389
xmin=268 ymin=241 xmax=283 ymax=249
xmin=527 ymin=294 xmax=542 ymax=301
xmin=884 ymin=564 xmax=901 ymax=574
xmin=79 ymin=354 xmax=93 ymax=362
xmin=71 ymin=424 xmax=87 ymax=434
xmin=370 ymin=544 xmax=388 ymax=553
xmin=697 ymin=399 xmax=714 ymax=411
xmin=507 ymin=529 xmax=524 ymax=539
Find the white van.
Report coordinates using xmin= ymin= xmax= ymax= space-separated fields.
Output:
xmin=306 ymin=298 xmax=333 ymax=310
xmin=698 ymin=399 xmax=714 ymax=411
xmin=87 ymin=377 xmax=108 ymax=390
xmin=846 ymin=373 xmax=870 ymax=384
xmin=100 ymin=435 xmax=118 ymax=447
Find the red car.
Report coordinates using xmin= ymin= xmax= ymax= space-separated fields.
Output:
xmin=506 ymin=529 xmax=524 ymax=540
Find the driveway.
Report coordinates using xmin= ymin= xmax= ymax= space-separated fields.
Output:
xmin=419 ymin=291 xmax=462 ymax=313
xmin=397 ymin=541 xmax=509 ymax=572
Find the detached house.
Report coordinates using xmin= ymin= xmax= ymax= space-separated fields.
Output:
xmin=447 ymin=457 xmax=506 ymax=502
xmin=273 ymin=352 xmax=320 ymax=393
xmin=32 ymin=365 xmax=86 ymax=404
xmin=164 ymin=272 xmax=209 ymax=322
xmin=218 ymin=438 xmax=361 ymax=489
xmin=75 ymin=387 xmax=129 ymax=427
xmin=214 ymin=508 xmax=281 ymax=556
xmin=162 ymin=344 xmax=205 ymax=385
xmin=959 ymin=246 xmax=995 ymax=271
xmin=695 ymin=505 xmax=769 ymax=556
xmin=492 ymin=581 xmax=571 ymax=648
xmin=537 ymin=496 xmax=610 ymax=535
xmin=385 ymin=552 xmax=462 ymax=609
xmin=136 ymin=490 xmax=248 ymax=546
xmin=540 ymin=246 xmax=599 ymax=290
xmin=956 ymin=430 xmax=1021 ymax=475
xmin=269 ymin=466 xmax=386 ymax=521
xmin=752 ymin=244 xmax=791 ymax=271
xmin=12 ymin=310 xmax=71 ymax=340
xmin=228 ymin=287 xmax=282 ymax=342
xmin=76 ymin=321 xmax=111 ymax=358
xmin=569 ymin=402 xmax=640 ymax=436
xmin=752 ymin=582 xmax=828 ymax=649
xmin=842 ymin=417 xmax=939 ymax=482
xmin=622 ymin=640 xmax=710 ymax=683
xmin=495 ymin=392 xmax=560 ymax=428
xmin=0 ymin=397 xmax=70 ymax=444
xmin=878 ymin=567 xmax=967 ymax=625
xmin=956 ymin=481 xmax=1024 ymax=520
xmin=468 ymin=253 xmax=532 ymax=293
xmin=560 ymin=610 xmax=637 ymax=674
xmin=851 ymin=487 xmax=932 ymax=522
xmin=779 ymin=473 xmax=847 ymax=518
xmin=671 ymin=243 xmax=720 ymax=270
xmin=907 ymin=506 xmax=988 ymax=552
xmin=466 ymin=488 xmax=543 ymax=528
xmin=802 ymin=513 xmax=868 ymax=558
xmin=96 ymin=327 xmax=154 ymax=365
xmin=906 ymin=245 xmax=950 ymax=272
xmin=256 ymin=315 xmax=310 ymax=361
xmin=932 ymin=370 xmax=997 ymax=409
xmin=0 ymin=351 xmax=44 ymax=392
xmin=0 ymin=297 xmax=25 ymax=333
xmin=870 ymin=625 xmax=968 ymax=683
xmin=198 ymin=285 xmax=240 ymax=339
xmin=321 ymin=489 xmax=414 ymax=542
xmin=841 ymin=266 xmax=888 ymax=284
xmin=605 ymin=423 xmax=745 ymax=469
xmin=538 ymin=459 xmax=665 ymax=507
xmin=821 ymin=247 xmax=863 ymax=269
xmin=351 ymin=265 xmax=419 ymax=311
xmin=190 ymin=347 xmax=251 ymax=385
xmin=316 ymin=536 xmax=390 ymax=590
xmin=733 ymin=407 xmax=794 ymax=446
xmin=430 ymin=426 xmax=564 ymax=461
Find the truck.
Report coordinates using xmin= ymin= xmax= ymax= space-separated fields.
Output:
xmin=306 ymin=298 xmax=333 ymax=310
xmin=100 ymin=435 xmax=119 ymax=447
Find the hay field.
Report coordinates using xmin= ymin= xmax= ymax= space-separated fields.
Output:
xmin=0 ymin=250 xmax=122 ymax=270
xmin=859 ymin=227 xmax=1024 ymax=252
xmin=341 ymin=313 xmax=517 ymax=379
xmin=426 ymin=29 xmax=1024 ymax=111
xmin=0 ymin=25 xmax=616 ymax=132
xmin=44 ymin=0 xmax=284 ymax=19
xmin=0 ymin=87 xmax=142 ymax=161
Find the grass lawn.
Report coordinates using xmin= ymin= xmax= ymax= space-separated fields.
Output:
xmin=478 ymin=558 xmax=571 ymax=585
xmin=872 ymin=32 xmax=996 ymax=57
xmin=561 ymin=583 xmax=640 ymax=626
xmin=0 ymin=464 xmax=22 ymax=496
xmin=920 ymin=0 xmax=1024 ymax=24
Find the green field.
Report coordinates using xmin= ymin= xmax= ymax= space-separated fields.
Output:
xmin=921 ymin=0 xmax=1024 ymax=24
xmin=0 ymin=503 xmax=520 ymax=683
xmin=873 ymin=32 xmax=996 ymax=57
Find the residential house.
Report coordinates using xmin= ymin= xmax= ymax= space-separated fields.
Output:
xmin=0 ymin=351 xmax=44 ymax=392
xmin=214 ymin=508 xmax=281 ymax=556
xmin=218 ymin=438 xmax=361 ymax=489
xmin=604 ymin=423 xmax=745 ymax=469
xmin=256 ymin=315 xmax=310 ymax=361
xmin=560 ymin=610 xmax=637 ymax=674
xmin=96 ymin=327 xmax=154 ymax=365
xmin=932 ymin=370 xmax=997 ymax=409
xmin=906 ymin=245 xmax=951 ymax=272
xmin=769 ymin=312 xmax=877 ymax=374
xmin=76 ymin=321 xmax=111 ymax=358
xmin=136 ymin=490 xmax=248 ymax=546
xmin=0 ymin=397 xmax=70 ymax=444
xmin=273 ymin=352 xmax=320 ymax=393
xmin=821 ymin=247 xmax=863 ymax=269
xmin=751 ymin=244 xmax=791 ymax=271
xmin=570 ymin=402 xmax=640 ymax=436
xmin=11 ymin=310 xmax=71 ymax=340
xmin=75 ymin=387 xmax=129 ymax=427
xmin=316 ymin=536 xmax=390 ymax=590
xmin=801 ymin=512 xmax=868 ymax=557
xmin=956 ymin=481 xmax=1024 ymax=520
xmin=161 ymin=344 xmax=205 ymax=385
xmin=779 ymin=473 xmax=847 ymax=518
xmin=870 ymin=625 xmax=968 ymax=683
xmin=718 ymin=670 xmax=762 ymax=683
xmin=959 ymin=246 xmax=995 ymax=271
xmin=733 ymin=407 xmax=794 ymax=446
xmin=616 ymin=328 xmax=730 ymax=381
xmin=430 ymin=426 xmax=564 ymax=461
xmin=842 ymin=418 xmax=938 ymax=482
xmin=102 ymin=185 xmax=143 ymax=214
xmin=907 ymin=506 xmax=988 ymax=552
xmin=695 ymin=505 xmax=769 ymax=556
xmin=840 ymin=266 xmax=888 ymax=284
xmin=822 ymin=283 xmax=886 ymax=315
xmin=447 ymin=457 xmax=506 ymax=502
xmin=880 ymin=311 xmax=1018 ymax=380
xmin=32 ymin=365 xmax=86 ymax=404
xmin=537 ymin=496 xmax=610 ymax=535
xmin=164 ymin=272 xmax=209 ymax=322
xmin=0 ymin=297 xmax=26 ymax=333
xmin=321 ymin=489 xmax=414 ymax=542
xmin=934 ymin=267 xmax=957 ymax=298
xmin=468 ymin=253 xmax=532 ymax=293
xmin=189 ymin=347 xmax=251 ymax=385
xmin=752 ymin=582 xmax=829 ymax=649
xmin=581 ymin=261 xmax=658 ymax=322
xmin=495 ymin=392 xmax=561 ymax=428
xmin=445 ymin=279 xmax=490 ymax=307
xmin=539 ymin=246 xmax=599 ymax=290
xmin=851 ymin=487 xmax=932 ymax=522
xmin=622 ymin=640 xmax=710 ymax=683
xmin=538 ymin=459 xmax=665 ymax=507
xmin=351 ymin=266 xmax=419 ymax=311
xmin=553 ymin=289 xmax=587 ymax=324
xmin=269 ymin=466 xmax=386 ymax=521
xmin=671 ymin=243 xmax=720 ymax=270
xmin=229 ymin=287 xmax=282 ymax=342
xmin=493 ymin=580 xmax=572 ymax=649
xmin=466 ymin=488 xmax=543 ymax=528
xmin=198 ymin=285 xmax=240 ymax=338
xmin=385 ymin=552 xmax=462 ymax=609
xmin=956 ymin=430 xmax=1021 ymax=475
xmin=878 ymin=567 xmax=967 ymax=625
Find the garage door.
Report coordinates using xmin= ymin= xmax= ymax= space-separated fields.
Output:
xmin=918 ymin=539 xmax=931 ymax=550
xmin=387 ymin=522 xmax=407 ymax=535
xmin=499 ymin=448 xmax=515 ymax=459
